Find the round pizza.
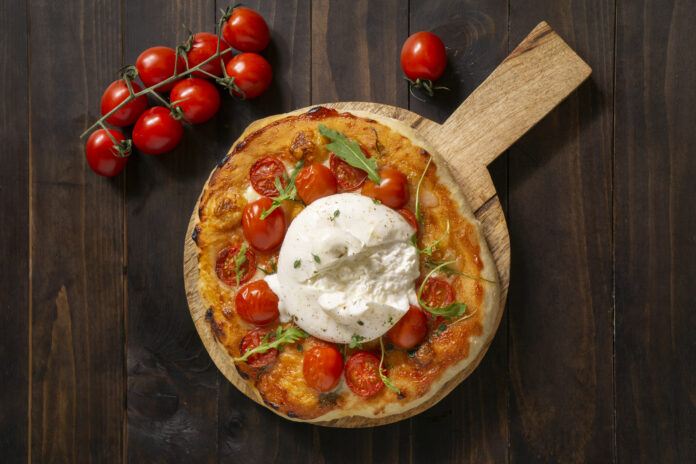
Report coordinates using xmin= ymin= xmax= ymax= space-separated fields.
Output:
xmin=190 ymin=106 xmax=501 ymax=425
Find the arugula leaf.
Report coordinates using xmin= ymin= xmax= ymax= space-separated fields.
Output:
xmin=370 ymin=127 xmax=384 ymax=157
xmin=349 ymin=335 xmax=364 ymax=349
xmin=424 ymin=258 xmax=496 ymax=283
xmin=414 ymin=156 xmax=432 ymax=224
xmin=417 ymin=260 xmax=469 ymax=320
xmin=318 ymin=125 xmax=381 ymax=184
xmin=234 ymin=326 xmax=308 ymax=363
xmin=313 ymin=254 xmax=321 ymax=264
xmin=293 ymin=259 xmax=301 ymax=269
xmin=379 ymin=338 xmax=401 ymax=394
xmin=233 ymin=244 xmax=248 ymax=286
xmin=413 ymin=220 xmax=450 ymax=256
xmin=261 ymin=159 xmax=304 ymax=219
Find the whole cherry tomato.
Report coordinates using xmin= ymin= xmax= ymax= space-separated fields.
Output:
xmin=344 ymin=351 xmax=384 ymax=397
xmin=329 ymin=153 xmax=369 ymax=192
xmin=170 ymin=78 xmax=221 ymax=124
xmin=215 ymin=245 xmax=256 ymax=287
xmin=132 ymin=107 xmax=184 ymax=155
xmin=100 ymin=80 xmax=148 ymax=127
xmin=235 ymin=280 xmax=279 ymax=325
xmin=224 ymin=53 xmax=272 ymax=99
xmin=240 ymin=328 xmax=278 ymax=368
xmin=361 ymin=168 xmax=409 ymax=208
xmin=295 ymin=164 xmax=337 ymax=204
xmin=136 ymin=46 xmax=185 ymax=92
xmin=400 ymin=31 xmax=447 ymax=82
xmin=242 ymin=197 xmax=286 ymax=252
xmin=398 ymin=208 xmax=419 ymax=234
xmin=387 ymin=306 xmax=428 ymax=349
xmin=249 ymin=157 xmax=287 ymax=196
xmin=85 ymin=129 xmax=129 ymax=177
xmin=222 ymin=7 xmax=270 ymax=52
xmin=302 ymin=346 xmax=344 ymax=392
xmin=186 ymin=32 xmax=232 ymax=78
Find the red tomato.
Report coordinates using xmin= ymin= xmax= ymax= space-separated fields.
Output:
xmin=344 ymin=351 xmax=384 ymax=397
xmin=187 ymin=32 xmax=232 ymax=78
xmin=249 ymin=157 xmax=287 ymax=196
xmin=242 ymin=197 xmax=286 ymax=252
xmin=329 ymin=153 xmax=369 ymax=191
xmin=224 ymin=53 xmax=272 ymax=99
xmin=215 ymin=245 xmax=256 ymax=287
xmin=85 ymin=129 xmax=129 ymax=177
xmin=240 ymin=328 xmax=278 ymax=368
xmin=361 ymin=168 xmax=409 ymax=208
xmin=302 ymin=346 xmax=344 ymax=392
xmin=136 ymin=46 xmax=185 ymax=92
xmin=235 ymin=280 xmax=279 ymax=325
xmin=222 ymin=7 xmax=270 ymax=52
xmin=419 ymin=277 xmax=454 ymax=322
xmin=295 ymin=164 xmax=338 ymax=204
xmin=132 ymin=107 xmax=184 ymax=155
xmin=387 ymin=306 xmax=428 ymax=349
xmin=100 ymin=80 xmax=148 ymax=127
xmin=400 ymin=31 xmax=447 ymax=82
xmin=398 ymin=208 xmax=419 ymax=233
xmin=170 ymin=78 xmax=220 ymax=124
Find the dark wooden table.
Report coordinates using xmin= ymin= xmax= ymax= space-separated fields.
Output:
xmin=2 ymin=0 xmax=694 ymax=462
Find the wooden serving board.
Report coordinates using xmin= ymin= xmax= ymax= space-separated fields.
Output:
xmin=183 ymin=21 xmax=591 ymax=427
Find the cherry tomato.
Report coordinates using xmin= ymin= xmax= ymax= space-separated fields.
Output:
xmin=302 ymin=346 xmax=344 ymax=392
xmin=249 ymin=157 xmax=287 ymax=196
xmin=398 ymin=208 xmax=419 ymax=233
xmin=330 ymin=153 xmax=369 ymax=191
xmin=242 ymin=197 xmax=286 ymax=252
xmin=361 ymin=168 xmax=409 ymax=208
xmin=235 ymin=280 xmax=279 ymax=325
xmin=344 ymin=351 xmax=384 ymax=397
xmin=222 ymin=7 xmax=270 ymax=52
xmin=170 ymin=78 xmax=221 ymax=124
xmin=400 ymin=31 xmax=447 ymax=82
xmin=240 ymin=328 xmax=278 ymax=368
xmin=136 ymin=46 xmax=185 ymax=92
xmin=419 ymin=277 xmax=454 ymax=322
xmin=387 ymin=306 xmax=428 ymax=349
xmin=295 ymin=164 xmax=338 ymax=204
xmin=215 ymin=245 xmax=256 ymax=287
xmin=85 ymin=129 xmax=129 ymax=177
xmin=224 ymin=53 xmax=272 ymax=99
xmin=187 ymin=32 xmax=232 ymax=79
xmin=132 ymin=107 xmax=183 ymax=155
xmin=100 ymin=80 xmax=148 ymax=127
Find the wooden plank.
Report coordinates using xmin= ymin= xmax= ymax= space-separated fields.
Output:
xmin=28 ymin=0 xmax=124 ymax=461
xmin=614 ymin=1 xmax=696 ymax=462
xmin=507 ymin=1 xmax=615 ymax=462
xmin=0 ymin=0 xmax=29 ymax=461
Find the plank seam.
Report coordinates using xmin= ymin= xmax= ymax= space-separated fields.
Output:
xmin=26 ymin=0 xmax=32 ymax=461
xmin=611 ymin=0 xmax=618 ymax=462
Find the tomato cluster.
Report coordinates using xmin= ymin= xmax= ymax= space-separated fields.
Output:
xmin=85 ymin=7 xmax=273 ymax=177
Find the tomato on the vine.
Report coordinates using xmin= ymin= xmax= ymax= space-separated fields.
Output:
xmin=100 ymin=80 xmax=148 ymax=127
xmin=235 ymin=280 xmax=279 ymax=325
xmin=85 ymin=129 xmax=129 ymax=177
xmin=295 ymin=164 xmax=337 ymax=204
xmin=216 ymin=245 xmax=256 ymax=287
xmin=240 ymin=328 xmax=278 ymax=367
xmin=302 ymin=346 xmax=344 ymax=392
xmin=242 ymin=197 xmax=286 ymax=252
xmin=249 ymin=157 xmax=287 ymax=196
xmin=187 ymin=32 xmax=231 ymax=78
xmin=222 ymin=7 xmax=270 ymax=52
xmin=330 ymin=153 xmax=369 ymax=192
xmin=387 ymin=306 xmax=427 ymax=349
xmin=361 ymin=168 xmax=409 ymax=208
xmin=132 ymin=107 xmax=184 ymax=155
xmin=400 ymin=31 xmax=447 ymax=82
xmin=344 ymin=351 xmax=384 ymax=397
xmin=136 ymin=46 xmax=185 ymax=92
xmin=170 ymin=78 xmax=221 ymax=124
xmin=224 ymin=53 xmax=272 ymax=99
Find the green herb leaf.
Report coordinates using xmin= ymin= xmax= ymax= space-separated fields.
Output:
xmin=294 ymin=259 xmax=301 ymax=269
xmin=414 ymin=220 xmax=450 ymax=256
xmin=313 ymin=254 xmax=321 ymax=264
xmin=234 ymin=326 xmax=308 ymax=363
xmin=414 ymin=156 xmax=432 ymax=224
xmin=387 ymin=316 xmax=394 ymax=324
xmin=379 ymin=338 xmax=401 ymax=394
xmin=370 ymin=127 xmax=384 ymax=157
xmin=297 ymin=344 xmax=303 ymax=352
xmin=256 ymin=256 xmax=277 ymax=275
xmin=372 ymin=198 xmax=381 ymax=205
xmin=349 ymin=335 xmax=365 ymax=349
xmin=318 ymin=124 xmax=381 ymax=184
xmin=417 ymin=260 xmax=470 ymax=320
xmin=424 ymin=258 xmax=496 ymax=283
xmin=261 ymin=159 xmax=305 ymax=220
xmin=357 ymin=320 xmax=364 ymax=326
xmin=437 ymin=324 xmax=447 ymax=332
xmin=330 ymin=209 xmax=340 ymax=221
xmin=233 ymin=244 xmax=248 ymax=286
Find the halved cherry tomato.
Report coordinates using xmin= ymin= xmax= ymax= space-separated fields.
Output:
xmin=398 ymin=208 xmax=419 ymax=234
xmin=224 ymin=53 xmax=273 ymax=99
xmin=222 ymin=7 xmax=270 ymax=52
xmin=187 ymin=32 xmax=232 ymax=79
xmin=100 ymin=80 xmax=149 ymax=127
xmin=136 ymin=46 xmax=185 ymax=92
xmin=132 ymin=107 xmax=183 ymax=155
xmin=302 ymin=346 xmax=344 ymax=392
xmin=361 ymin=168 xmax=409 ymax=209
xmin=242 ymin=197 xmax=286 ymax=252
xmin=400 ymin=31 xmax=447 ymax=82
xmin=240 ymin=328 xmax=278 ymax=368
xmin=170 ymin=78 xmax=220 ymax=124
xmin=330 ymin=152 xmax=369 ymax=191
xmin=387 ymin=306 xmax=428 ymax=349
xmin=345 ymin=351 xmax=384 ymax=397
xmin=235 ymin=280 xmax=279 ymax=325
xmin=249 ymin=157 xmax=287 ymax=196
xmin=419 ymin=277 xmax=454 ymax=322
xmin=295 ymin=164 xmax=337 ymax=204
xmin=85 ymin=129 xmax=129 ymax=177
xmin=215 ymin=245 xmax=256 ymax=287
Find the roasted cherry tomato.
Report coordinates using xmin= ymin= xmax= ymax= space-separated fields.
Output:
xmin=235 ymin=280 xmax=279 ymax=325
xmin=222 ymin=7 xmax=270 ymax=52
xmin=398 ymin=208 xmax=419 ymax=233
xmin=187 ymin=32 xmax=232 ymax=78
xmin=100 ymin=80 xmax=148 ymax=127
xmin=302 ymin=346 xmax=344 ymax=392
xmin=388 ymin=306 xmax=428 ymax=349
xmin=295 ymin=164 xmax=338 ymax=204
xmin=361 ymin=168 xmax=409 ymax=208
xmin=249 ymin=157 xmax=287 ymax=196
xmin=215 ymin=245 xmax=256 ymax=287
xmin=224 ymin=53 xmax=272 ymax=99
xmin=170 ymin=78 xmax=221 ymax=124
xmin=132 ymin=107 xmax=184 ymax=155
xmin=240 ymin=328 xmax=278 ymax=368
xmin=330 ymin=152 xmax=369 ymax=191
xmin=136 ymin=46 xmax=185 ymax=92
xmin=419 ymin=277 xmax=454 ymax=322
xmin=242 ymin=197 xmax=286 ymax=252
xmin=85 ymin=129 xmax=129 ymax=177
xmin=400 ymin=31 xmax=447 ymax=82
xmin=344 ymin=351 xmax=384 ymax=397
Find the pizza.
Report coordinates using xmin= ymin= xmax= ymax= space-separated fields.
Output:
xmin=189 ymin=106 xmax=501 ymax=425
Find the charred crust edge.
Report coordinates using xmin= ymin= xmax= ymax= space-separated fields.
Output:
xmin=234 ymin=364 xmax=249 ymax=380
xmin=191 ymin=225 xmax=201 ymax=244
xmin=205 ymin=308 xmax=225 ymax=342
